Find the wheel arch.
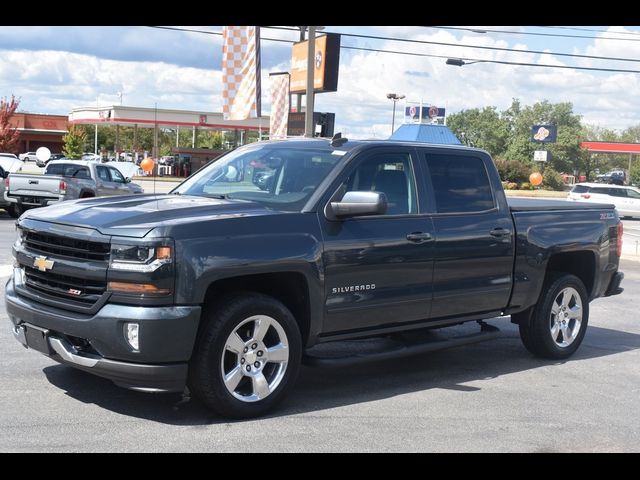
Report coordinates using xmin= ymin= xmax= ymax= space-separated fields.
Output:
xmin=545 ymin=251 xmax=596 ymax=299
xmin=201 ymin=272 xmax=312 ymax=347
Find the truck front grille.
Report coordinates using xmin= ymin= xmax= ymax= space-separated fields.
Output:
xmin=24 ymin=231 xmax=110 ymax=262
xmin=24 ymin=266 xmax=107 ymax=306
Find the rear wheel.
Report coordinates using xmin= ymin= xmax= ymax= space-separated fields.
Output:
xmin=189 ymin=293 xmax=301 ymax=418
xmin=518 ymin=273 xmax=589 ymax=359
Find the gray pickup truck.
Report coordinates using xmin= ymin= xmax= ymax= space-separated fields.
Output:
xmin=4 ymin=160 xmax=143 ymax=216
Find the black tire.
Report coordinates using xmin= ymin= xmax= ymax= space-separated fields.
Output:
xmin=188 ymin=292 xmax=302 ymax=418
xmin=7 ymin=204 xmax=21 ymax=219
xmin=518 ymin=273 xmax=589 ymax=359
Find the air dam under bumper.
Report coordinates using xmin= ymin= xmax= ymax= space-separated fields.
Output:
xmin=6 ymin=278 xmax=201 ymax=392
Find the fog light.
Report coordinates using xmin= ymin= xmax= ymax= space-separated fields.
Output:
xmin=125 ymin=323 xmax=139 ymax=351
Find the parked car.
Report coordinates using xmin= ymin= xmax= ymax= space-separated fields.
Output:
xmin=4 ymin=160 xmax=143 ymax=215
xmin=36 ymin=153 xmax=65 ymax=168
xmin=596 ymin=169 xmax=626 ymax=185
xmin=5 ymin=138 xmax=624 ymax=418
xmin=568 ymin=182 xmax=640 ymax=218
xmin=0 ymin=153 xmax=24 ymax=173
xmin=19 ymin=151 xmax=37 ymax=162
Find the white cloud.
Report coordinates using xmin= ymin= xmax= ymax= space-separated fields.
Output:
xmin=3 ymin=27 xmax=640 ymax=138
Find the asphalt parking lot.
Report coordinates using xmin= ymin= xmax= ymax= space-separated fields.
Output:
xmin=0 ymin=209 xmax=638 ymax=452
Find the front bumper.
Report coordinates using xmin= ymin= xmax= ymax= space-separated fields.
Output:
xmin=6 ymin=277 xmax=201 ymax=392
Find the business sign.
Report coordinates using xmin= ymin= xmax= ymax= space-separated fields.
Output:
xmin=533 ymin=150 xmax=549 ymax=162
xmin=287 ymin=112 xmax=335 ymax=137
xmin=290 ymin=33 xmax=341 ymax=94
xmin=531 ymin=124 xmax=557 ymax=143
xmin=405 ymin=106 xmax=446 ymax=120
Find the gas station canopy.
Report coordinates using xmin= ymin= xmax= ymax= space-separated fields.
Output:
xmin=68 ymin=105 xmax=269 ymax=131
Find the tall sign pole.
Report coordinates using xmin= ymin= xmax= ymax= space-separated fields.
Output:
xmin=304 ymin=26 xmax=317 ymax=138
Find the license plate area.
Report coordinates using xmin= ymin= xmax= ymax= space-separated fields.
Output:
xmin=24 ymin=324 xmax=53 ymax=355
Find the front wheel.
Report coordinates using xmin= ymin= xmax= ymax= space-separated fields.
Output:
xmin=518 ymin=273 xmax=589 ymax=359
xmin=189 ymin=293 xmax=301 ymax=418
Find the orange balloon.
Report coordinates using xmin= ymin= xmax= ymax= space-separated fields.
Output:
xmin=141 ymin=157 xmax=155 ymax=173
xmin=529 ymin=172 xmax=543 ymax=186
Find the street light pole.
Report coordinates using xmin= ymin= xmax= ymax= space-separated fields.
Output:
xmin=386 ymin=93 xmax=405 ymax=135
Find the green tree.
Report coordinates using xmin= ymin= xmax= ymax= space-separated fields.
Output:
xmin=630 ymin=159 xmax=640 ymax=186
xmin=447 ymin=106 xmax=509 ymax=156
xmin=62 ymin=125 xmax=87 ymax=159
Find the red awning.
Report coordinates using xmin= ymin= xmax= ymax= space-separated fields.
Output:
xmin=581 ymin=141 xmax=640 ymax=154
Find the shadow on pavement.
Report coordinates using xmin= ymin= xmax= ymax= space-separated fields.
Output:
xmin=42 ymin=321 xmax=640 ymax=426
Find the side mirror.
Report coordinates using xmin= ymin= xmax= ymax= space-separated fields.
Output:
xmin=125 ymin=177 xmax=131 ymax=183
xmin=326 ymin=191 xmax=387 ymax=220
xmin=0 ymin=167 xmax=6 ymax=179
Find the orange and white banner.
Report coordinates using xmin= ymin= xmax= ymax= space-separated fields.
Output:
xmin=222 ymin=26 xmax=261 ymax=120
xmin=269 ymin=73 xmax=290 ymax=139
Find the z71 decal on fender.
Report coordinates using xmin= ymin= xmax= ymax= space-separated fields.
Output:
xmin=600 ymin=212 xmax=615 ymax=220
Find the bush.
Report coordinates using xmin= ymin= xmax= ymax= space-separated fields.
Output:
xmin=630 ymin=161 xmax=640 ymax=186
xmin=540 ymin=167 xmax=565 ymax=191
xmin=506 ymin=182 xmax=519 ymax=190
xmin=494 ymin=158 xmax=532 ymax=183
xmin=519 ymin=182 xmax=533 ymax=190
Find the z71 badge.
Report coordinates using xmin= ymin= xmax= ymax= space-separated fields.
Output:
xmin=600 ymin=212 xmax=615 ymax=220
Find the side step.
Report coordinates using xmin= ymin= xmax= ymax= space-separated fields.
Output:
xmin=303 ymin=321 xmax=501 ymax=367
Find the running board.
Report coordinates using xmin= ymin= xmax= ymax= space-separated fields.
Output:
xmin=303 ymin=321 xmax=501 ymax=367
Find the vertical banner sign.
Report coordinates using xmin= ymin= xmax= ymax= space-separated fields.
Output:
xmin=222 ymin=26 xmax=261 ymax=120
xmin=269 ymin=73 xmax=290 ymax=139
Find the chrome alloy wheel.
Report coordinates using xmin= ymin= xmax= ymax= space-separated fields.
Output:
xmin=220 ymin=315 xmax=289 ymax=402
xmin=549 ymin=287 xmax=583 ymax=348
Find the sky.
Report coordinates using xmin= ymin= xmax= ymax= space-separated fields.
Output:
xmin=2 ymin=25 xmax=640 ymax=139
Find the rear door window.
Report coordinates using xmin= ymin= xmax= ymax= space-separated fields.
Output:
xmin=424 ymin=154 xmax=495 ymax=213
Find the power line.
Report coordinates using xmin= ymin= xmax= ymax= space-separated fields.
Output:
xmin=263 ymin=26 xmax=640 ymax=64
xmin=537 ymin=26 xmax=640 ymax=37
xmin=148 ymin=26 xmax=640 ymax=74
xmin=147 ymin=25 xmax=293 ymax=43
xmin=343 ymin=46 xmax=640 ymax=74
xmin=430 ymin=26 xmax=640 ymax=43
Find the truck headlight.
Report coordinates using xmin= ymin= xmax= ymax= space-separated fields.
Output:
xmin=110 ymin=244 xmax=172 ymax=272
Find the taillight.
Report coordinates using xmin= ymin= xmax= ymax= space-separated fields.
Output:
xmin=59 ymin=180 xmax=66 ymax=194
xmin=581 ymin=194 xmax=591 ymax=199
xmin=4 ymin=177 xmax=8 ymax=192
xmin=617 ymin=222 xmax=623 ymax=257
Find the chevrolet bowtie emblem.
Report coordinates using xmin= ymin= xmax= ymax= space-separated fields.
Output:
xmin=33 ymin=256 xmax=54 ymax=272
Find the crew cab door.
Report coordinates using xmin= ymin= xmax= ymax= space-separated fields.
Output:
xmin=319 ymin=147 xmax=435 ymax=333
xmin=418 ymin=149 xmax=514 ymax=319
xmin=95 ymin=165 xmax=118 ymax=196
xmin=107 ymin=167 xmax=131 ymax=194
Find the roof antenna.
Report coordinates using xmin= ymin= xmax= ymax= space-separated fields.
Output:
xmin=330 ymin=132 xmax=347 ymax=147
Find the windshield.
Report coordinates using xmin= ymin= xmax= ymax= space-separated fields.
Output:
xmin=172 ymin=143 xmax=344 ymax=211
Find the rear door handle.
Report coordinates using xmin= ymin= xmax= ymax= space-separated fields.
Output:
xmin=490 ymin=228 xmax=510 ymax=238
xmin=406 ymin=232 xmax=434 ymax=243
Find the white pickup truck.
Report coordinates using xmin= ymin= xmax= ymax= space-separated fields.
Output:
xmin=4 ymin=160 xmax=143 ymax=217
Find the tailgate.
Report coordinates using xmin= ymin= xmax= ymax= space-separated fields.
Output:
xmin=8 ymin=174 xmax=62 ymax=197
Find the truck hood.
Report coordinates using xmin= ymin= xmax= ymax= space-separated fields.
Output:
xmin=20 ymin=194 xmax=278 ymax=238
